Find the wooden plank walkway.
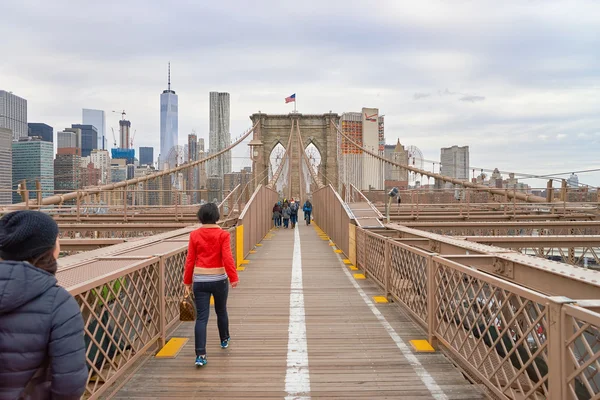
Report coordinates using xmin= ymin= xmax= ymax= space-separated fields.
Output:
xmin=112 ymin=223 xmax=484 ymax=399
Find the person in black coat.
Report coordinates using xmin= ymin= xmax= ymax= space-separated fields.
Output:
xmin=0 ymin=211 xmax=88 ymax=400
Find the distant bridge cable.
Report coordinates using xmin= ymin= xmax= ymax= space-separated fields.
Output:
xmin=332 ymin=122 xmax=549 ymax=203
xmin=34 ymin=122 xmax=259 ymax=206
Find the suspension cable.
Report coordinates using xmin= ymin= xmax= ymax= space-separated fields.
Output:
xmin=331 ymin=121 xmax=549 ymax=204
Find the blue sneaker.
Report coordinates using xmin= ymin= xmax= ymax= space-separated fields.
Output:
xmin=195 ymin=355 xmax=207 ymax=367
xmin=221 ymin=337 xmax=230 ymax=349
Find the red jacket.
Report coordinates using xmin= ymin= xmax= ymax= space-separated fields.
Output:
xmin=183 ymin=226 xmax=238 ymax=285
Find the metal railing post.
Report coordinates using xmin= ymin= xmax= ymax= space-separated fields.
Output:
xmin=36 ymin=180 xmax=42 ymax=209
xmin=384 ymin=238 xmax=391 ymax=300
xmin=76 ymin=191 xmax=81 ymax=222
xmin=427 ymin=256 xmax=438 ymax=349
xmin=466 ymin=188 xmax=470 ymax=218
xmin=158 ymin=256 xmax=167 ymax=349
xmin=124 ymin=186 xmax=128 ymax=222
xmin=546 ymin=296 xmax=574 ymax=399
xmin=175 ymin=190 xmax=179 ymax=221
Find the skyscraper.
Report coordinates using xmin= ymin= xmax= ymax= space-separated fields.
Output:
xmin=0 ymin=90 xmax=27 ymax=140
xmin=90 ymin=149 xmax=111 ymax=184
xmin=440 ymin=145 xmax=470 ymax=188
xmin=82 ymin=109 xmax=106 ymax=150
xmin=55 ymin=129 xmax=82 ymax=194
xmin=28 ymin=123 xmax=53 ymax=143
xmin=160 ymin=63 xmax=178 ymax=169
xmin=57 ymin=128 xmax=82 ymax=153
xmin=139 ymin=147 xmax=154 ymax=166
xmin=0 ymin=128 xmax=12 ymax=204
xmin=339 ymin=108 xmax=383 ymax=191
xmin=188 ymin=133 xmax=199 ymax=203
xmin=12 ymin=137 xmax=54 ymax=203
xmin=119 ymin=119 xmax=131 ymax=149
xmin=209 ymin=92 xmax=231 ymax=177
xmin=71 ymin=124 xmax=98 ymax=157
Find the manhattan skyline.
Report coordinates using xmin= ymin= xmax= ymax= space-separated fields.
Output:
xmin=1 ymin=0 xmax=598 ymax=187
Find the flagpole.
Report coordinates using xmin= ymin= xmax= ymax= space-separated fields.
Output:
xmin=294 ymin=94 xmax=297 ymax=113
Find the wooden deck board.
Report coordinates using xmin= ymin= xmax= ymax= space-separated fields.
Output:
xmin=112 ymin=224 xmax=484 ymax=399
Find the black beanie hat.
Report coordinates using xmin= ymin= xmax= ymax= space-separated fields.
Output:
xmin=0 ymin=211 xmax=59 ymax=261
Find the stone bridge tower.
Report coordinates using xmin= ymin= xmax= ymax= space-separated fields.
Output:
xmin=249 ymin=112 xmax=340 ymax=199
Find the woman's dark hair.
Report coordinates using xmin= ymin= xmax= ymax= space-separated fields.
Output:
xmin=197 ymin=203 xmax=220 ymax=224
xmin=27 ymin=247 xmax=58 ymax=275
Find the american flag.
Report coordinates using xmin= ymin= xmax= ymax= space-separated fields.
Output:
xmin=285 ymin=93 xmax=296 ymax=103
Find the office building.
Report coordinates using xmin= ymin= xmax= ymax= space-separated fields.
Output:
xmin=139 ymin=147 xmax=154 ymax=166
xmin=0 ymin=128 xmax=12 ymax=204
xmin=209 ymin=92 xmax=231 ymax=176
xmin=223 ymin=169 xmax=252 ymax=192
xmin=71 ymin=124 xmax=98 ymax=157
xmin=57 ymin=128 xmax=82 ymax=153
xmin=55 ymin=129 xmax=82 ymax=194
xmin=111 ymin=159 xmax=127 ymax=183
xmin=11 ymin=137 xmax=54 ymax=203
xmin=339 ymin=107 xmax=383 ymax=191
xmin=188 ymin=133 xmax=199 ymax=203
xmin=440 ymin=145 xmax=469 ymax=188
xmin=81 ymin=161 xmax=101 ymax=188
xmin=82 ymin=109 xmax=106 ymax=150
xmin=28 ymin=123 xmax=53 ymax=143
xmin=160 ymin=63 xmax=178 ymax=169
xmin=0 ymin=90 xmax=27 ymax=140
xmin=90 ymin=149 xmax=111 ymax=184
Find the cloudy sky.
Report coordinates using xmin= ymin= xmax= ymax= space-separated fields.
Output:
xmin=1 ymin=0 xmax=599 ymax=187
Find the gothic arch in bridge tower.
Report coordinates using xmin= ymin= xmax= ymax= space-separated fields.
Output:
xmin=250 ymin=112 xmax=340 ymax=199
xmin=302 ymin=142 xmax=322 ymax=195
xmin=269 ymin=142 xmax=287 ymax=194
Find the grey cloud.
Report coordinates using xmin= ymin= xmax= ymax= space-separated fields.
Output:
xmin=459 ymin=95 xmax=486 ymax=103
xmin=413 ymin=93 xmax=431 ymax=100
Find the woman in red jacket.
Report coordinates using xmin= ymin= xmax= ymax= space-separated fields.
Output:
xmin=183 ymin=203 xmax=239 ymax=367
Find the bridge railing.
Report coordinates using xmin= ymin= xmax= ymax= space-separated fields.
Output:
xmin=312 ymin=184 xmax=353 ymax=256
xmin=237 ymin=184 xmax=278 ymax=265
xmin=355 ymin=226 xmax=600 ymax=400
xmin=56 ymin=225 xmax=236 ymax=399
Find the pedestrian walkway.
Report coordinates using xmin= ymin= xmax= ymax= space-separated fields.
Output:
xmin=112 ymin=223 xmax=483 ymax=399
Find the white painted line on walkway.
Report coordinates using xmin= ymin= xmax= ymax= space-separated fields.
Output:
xmin=334 ymin=251 xmax=448 ymax=400
xmin=285 ymin=225 xmax=311 ymax=400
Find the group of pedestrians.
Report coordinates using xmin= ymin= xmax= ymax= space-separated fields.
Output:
xmin=272 ymin=198 xmax=312 ymax=229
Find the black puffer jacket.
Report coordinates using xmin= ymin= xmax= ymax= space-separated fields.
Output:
xmin=0 ymin=261 xmax=88 ymax=399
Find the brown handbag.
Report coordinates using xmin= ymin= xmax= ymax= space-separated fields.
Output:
xmin=179 ymin=292 xmax=196 ymax=322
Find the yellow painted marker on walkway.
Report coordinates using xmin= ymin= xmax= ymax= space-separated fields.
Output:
xmin=349 ymin=266 xmax=359 ymax=271
xmin=353 ymin=273 xmax=366 ymax=280
xmin=334 ymin=249 xmax=342 ymax=253
xmin=156 ymin=337 xmax=188 ymax=358
xmin=249 ymin=250 xmax=257 ymax=254
xmin=241 ymin=260 xmax=249 ymax=264
xmin=343 ymin=259 xmax=351 ymax=264
xmin=373 ymin=296 xmax=389 ymax=303
xmin=237 ymin=266 xmax=246 ymax=271
xmin=410 ymin=340 xmax=435 ymax=352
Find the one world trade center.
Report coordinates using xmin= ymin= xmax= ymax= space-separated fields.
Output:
xmin=160 ymin=63 xmax=178 ymax=169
